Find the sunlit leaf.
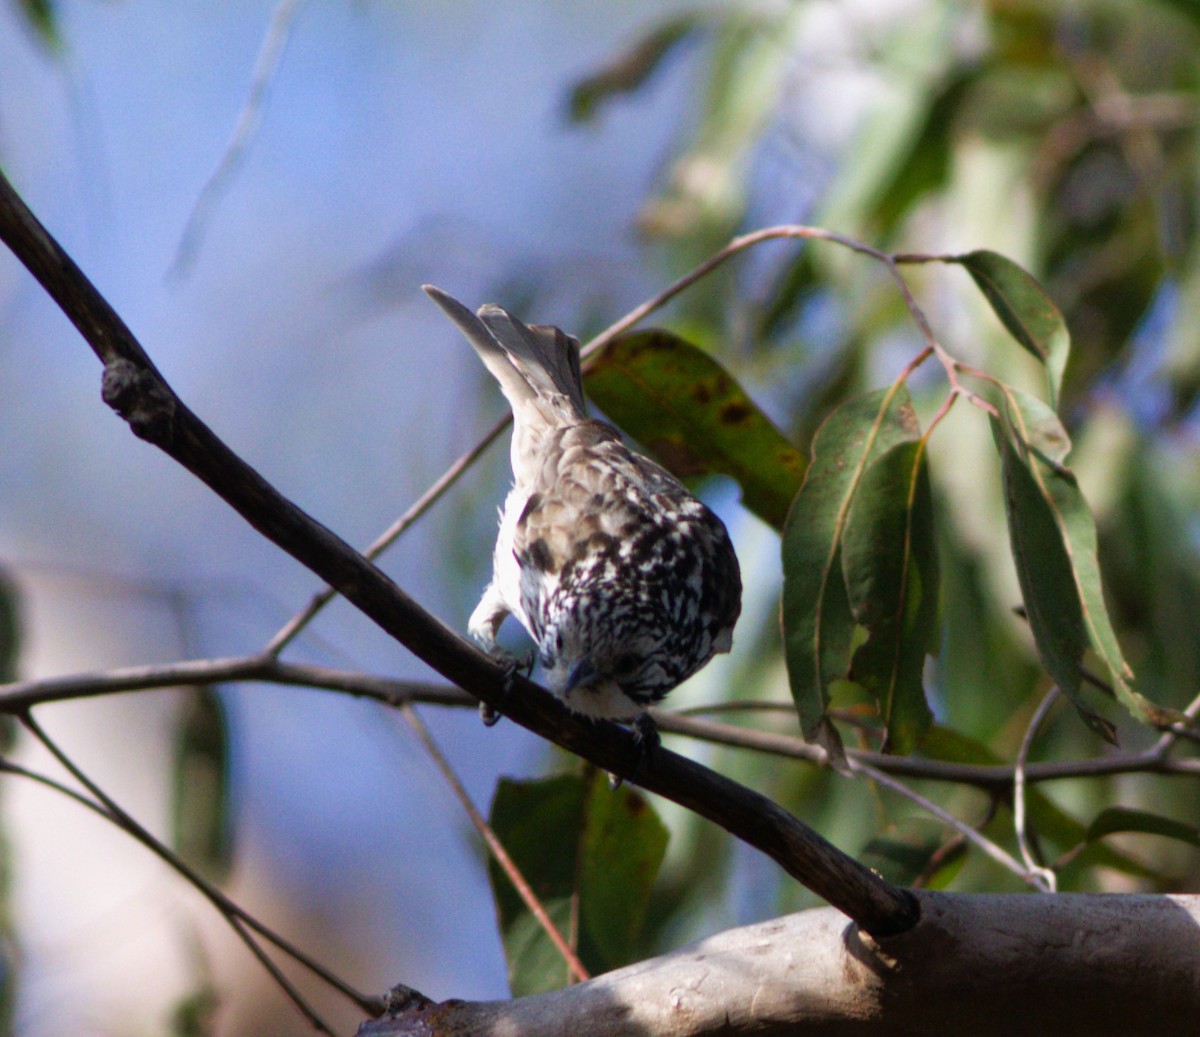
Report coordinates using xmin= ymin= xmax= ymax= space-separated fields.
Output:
xmin=956 ymin=250 xmax=1070 ymax=408
xmin=997 ymin=390 xmax=1181 ymax=733
xmin=843 ymin=440 xmax=938 ymax=753
xmin=781 ymin=385 xmax=920 ymax=763
xmin=567 ymin=13 xmax=701 ymax=123
xmin=993 ymin=410 xmax=1114 ymax=742
xmin=488 ymin=774 xmax=667 ymax=996
xmin=171 ymin=688 xmax=232 ymax=881
xmin=585 ymin=329 xmax=806 ymax=528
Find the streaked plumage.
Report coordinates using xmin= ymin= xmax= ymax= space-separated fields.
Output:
xmin=424 ymin=285 xmax=741 ymax=722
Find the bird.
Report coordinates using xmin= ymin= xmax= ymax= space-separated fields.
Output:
xmin=423 ymin=285 xmax=741 ymax=737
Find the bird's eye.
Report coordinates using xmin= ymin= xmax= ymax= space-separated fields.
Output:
xmin=612 ymin=653 xmax=640 ymax=676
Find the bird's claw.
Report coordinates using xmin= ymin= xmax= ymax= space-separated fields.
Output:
xmin=479 ymin=648 xmax=536 ymax=727
xmin=609 ymin=712 xmax=660 ymax=788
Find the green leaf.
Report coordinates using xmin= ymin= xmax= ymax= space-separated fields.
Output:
xmin=996 ymin=390 xmax=1180 ymax=733
xmin=843 ymin=440 xmax=939 ymax=753
xmin=781 ymin=385 xmax=921 ymax=762
xmin=1086 ymin=807 xmax=1200 ymax=849
xmin=171 ymin=688 xmax=232 ymax=881
xmin=584 ymin=329 xmax=806 ymax=528
xmin=993 ymin=409 xmax=1113 ymax=742
xmin=955 ymin=250 xmax=1070 ymax=408
xmin=488 ymin=774 xmax=667 ymax=996
xmin=860 ymin=818 xmax=965 ymax=889
xmin=567 ymin=13 xmax=701 ymax=123
xmin=578 ymin=773 xmax=669 ymax=965
xmin=15 ymin=0 xmax=60 ymax=49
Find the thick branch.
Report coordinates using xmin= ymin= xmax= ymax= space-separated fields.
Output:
xmin=360 ymin=891 xmax=1200 ymax=1037
xmin=0 ymin=169 xmax=916 ymax=937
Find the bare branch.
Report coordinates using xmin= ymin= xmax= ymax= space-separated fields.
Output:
xmin=0 ymin=167 xmax=918 ymax=939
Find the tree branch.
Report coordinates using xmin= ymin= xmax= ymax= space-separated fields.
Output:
xmin=359 ymin=891 xmax=1200 ymax=1037
xmin=0 ymin=168 xmax=917 ymax=937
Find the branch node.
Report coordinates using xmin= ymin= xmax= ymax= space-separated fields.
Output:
xmin=380 ymin=983 xmax=433 ymax=1014
xmin=101 ymin=358 xmax=176 ymax=444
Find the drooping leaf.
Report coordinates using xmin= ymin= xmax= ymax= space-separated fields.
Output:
xmin=584 ymin=329 xmax=806 ymax=528
xmin=955 ymin=250 xmax=1070 ymax=408
xmin=996 ymin=390 xmax=1180 ymax=734
xmin=577 ymin=772 xmax=669 ymax=966
xmin=567 ymin=13 xmax=702 ymax=123
xmin=488 ymin=773 xmax=667 ymax=996
xmin=0 ymin=568 xmax=20 ymax=685
xmin=843 ymin=440 xmax=939 ymax=753
xmin=781 ymin=385 xmax=920 ymax=762
xmin=487 ymin=776 xmax=582 ymax=997
xmin=15 ymin=0 xmax=60 ymax=49
xmin=171 ymin=688 xmax=232 ymax=881
xmin=0 ymin=570 xmax=20 ymax=754
xmin=1086 ymin=807 xmax=1200 ymax=849
xmin=993 ymin=411 xmax=1113 ymax=742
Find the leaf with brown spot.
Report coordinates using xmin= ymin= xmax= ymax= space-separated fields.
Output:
xmin=585 ymin=329 xmax=806 ymax=529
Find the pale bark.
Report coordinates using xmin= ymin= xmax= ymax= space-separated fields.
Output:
xmin=360 ymin=891 xmax=1200 ymax=1037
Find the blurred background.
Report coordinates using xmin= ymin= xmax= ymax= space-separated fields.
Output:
xmin=3 ymin=0 xmax=1200 ymax=1034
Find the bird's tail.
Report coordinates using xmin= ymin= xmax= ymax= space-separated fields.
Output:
xmin=423 ymin=285 xmax=586 ymax=426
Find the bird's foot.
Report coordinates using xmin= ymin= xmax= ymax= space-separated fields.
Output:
xmin=609 ymin=712 xmax=660 ymax=788
xmin=479 ymin=647 xmax=536 ymax=727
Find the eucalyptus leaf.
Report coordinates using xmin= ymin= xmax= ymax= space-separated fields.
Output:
xmin=956 ymin=250 xmax=1070 ymax=408
xmin=567 ymin=13 xmax=701 ymax=123
xmin=997 ymin=390 xmax=1180 ymax=733
xmin=843 ymin=440 xmax=939 ymax=753
xmin=171 ymin=688 xmax=232 ymax=881
xmin=585 ymin=329 xmax=806 ymax=529
xmin=781 ymin=385 xmax=920 ymax=762
xmin=488 ymin=774 xmax=667 ymax=996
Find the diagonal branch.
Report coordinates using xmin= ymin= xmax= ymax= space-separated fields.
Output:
xmin=0 ymin=168 xmax=917 ymax=938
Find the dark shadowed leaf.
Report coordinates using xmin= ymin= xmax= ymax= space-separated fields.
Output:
xmin=1086 ymin=807 xmax=1200 ymax=849
xmin=956 ymin=250 xmax=1070 ymax=407
xmin=488 ymin=773 xmax=667 ymax=996
xmin=585 ymin=329 xmax=806 ymax=528
xmin=578 ymin=772 xmax=669 ymax=965
xmin=781 ymin=385 xmax=920 ymax=763
xmin=171 ymin=688 xmax=232 ymax=881
xmin=567 ymin=13 xmax=702 ymax=123
xmin=860 ymin=818 xmax=965 ymax=889
xmin=843 ymin=440 xmax=938 ymax=753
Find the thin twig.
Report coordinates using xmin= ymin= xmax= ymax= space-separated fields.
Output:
xmin=850 ymin=756 xmax=1050 ymax=891
xmin=398 ymin=703 xmax=590 ymax=983
xmin=2 ymin=659 xmax=1197 ymax=790
xmin=17 ymin=710 xmax=382 ymax=1022
xmin=170 ymin=0 xmax=309 ymax=278
xmin=1013 ymin=687 xmax=1061 ymax=891
xmin=265 ymin=416 xmax=508 ymax=656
